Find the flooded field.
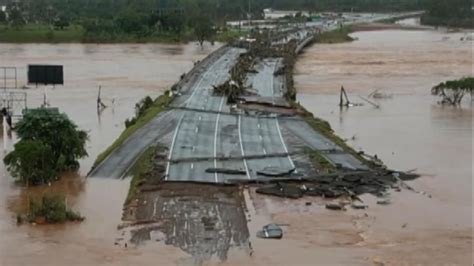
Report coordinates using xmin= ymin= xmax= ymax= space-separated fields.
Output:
xmin=294 ymin=28 xmax=472 ymax=264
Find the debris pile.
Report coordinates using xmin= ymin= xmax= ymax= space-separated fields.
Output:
xmin=255 ymin=169 xmax=418 ymax=200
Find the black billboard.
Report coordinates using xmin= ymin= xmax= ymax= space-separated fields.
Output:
xmin=28 ymin=65 xmax=64 ymax=85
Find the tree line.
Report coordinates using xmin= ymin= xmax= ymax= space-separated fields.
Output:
xmin=0 ymin=0 xmax=471 ymax=40
xmin=0 ymin=0 xmax=427 ymax=38
xmin=421 ymin=0 xmax=473 ymax=28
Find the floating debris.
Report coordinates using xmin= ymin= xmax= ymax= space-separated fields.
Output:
xmin=325 ymin=203 xmax=345 ymax=211
xmin=351 ymin=203 xmax=368 ymax=210
xmin=376 ymin=199 xmax=391 ymax=205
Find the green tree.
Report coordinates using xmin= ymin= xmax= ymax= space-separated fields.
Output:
xmin=194 ymin=15 xmax=215 ymax=46
xmin=53 ymin=15 xmax=70 ymax=30
xmin=4 ymin=140 xmax=56 ymax=185
xmin=431 ymin=77 xmax=474 ymax=105
xmin=115 ymin=10 xmax=147 ymax=34
xmin=0 ymin=10 xmax=6 ymax=23
xmin=160 ymin=13 xmax=185 ymax=34
xmin=7 ymin=6 xmax=26 ymax=29
xmin=4 ymin=108 xmax=88 ymax=185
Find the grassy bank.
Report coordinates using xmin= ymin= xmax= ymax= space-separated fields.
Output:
xmin=215 ymin=30 xmax=245 ymax=43
xmin=125 ymin=145 xmax=158 ymax=204
xmin=0 ymin=24 xmax=84 ymax=43
xmin=93 ymin=93 xmax=173 ymax=168
xmin=0 ymin=23 xmax=243 ymax=43
xmin=306 ymin=148 xmax=337 ymax=174
xmin=315 ymin=26 xmax=354 ymax=44
xmin=294 ymin=102 xmax=374 ymax=167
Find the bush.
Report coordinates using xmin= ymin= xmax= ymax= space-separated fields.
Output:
xmin=125 ymin=96 xmax=154 ymax=128
xmin=4 ymin=140 xmax=57 ymax=185
xmin=28 ymin=194 xmax=84 ymax=224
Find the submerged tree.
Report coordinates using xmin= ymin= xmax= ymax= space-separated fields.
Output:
xmin=26 ymin=194 xmax=84 ymax=224
xmin=431 ymin=77 xmax=474 ymax=105
xmin=4 ymin=108 xmax=88 ymax=186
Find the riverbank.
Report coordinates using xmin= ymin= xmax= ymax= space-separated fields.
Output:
xmin=0 ymin=23 xmax=244 ymax=44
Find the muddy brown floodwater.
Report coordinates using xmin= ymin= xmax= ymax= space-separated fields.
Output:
xmin=0 ymin=26 xmax=472 ymax=266
xmin=292 ymin=28 xmax=472 ymax=264
xmin=0 ymin=42 xmax=220 ymax=265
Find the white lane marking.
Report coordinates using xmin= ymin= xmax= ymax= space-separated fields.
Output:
xmin=165 ymin=113 xmax=185 ymax=180
xmin=179 ymin=50 xmax=230 ymax=108
xmin=263 ymin=148 xmax=267 ymax=155
xmin=198 ymin=115 xmax=202 ymax=121
xmin=275 ymin=118 xmax=296 ymax=170
xmin=213 ymin=97 xmax=225 ymax=183
xmin=257 ymin=123 xmax=260 ymax=129
xmin=195 ymin=127 xmax=199 ymax=133
xmin=259 ymin=135 xmax=263 ymax=141
xmin=191 ymin=163 xmax=194 ymax=169
xmin=271 ymin=58 xmax=296 ymax=171
xmin=238 ymin=115 xmax=251 ymax=179
xmin=270 ymin=60 xmax=276 ymax=104
xmin=180 ymin=70 xmax=208 ymax=108
xmin=166 ymin=53 xmax=228 ymax=178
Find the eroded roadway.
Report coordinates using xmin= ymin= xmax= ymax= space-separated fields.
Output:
xmin=92 ymin=12 xmax=416 ymax=180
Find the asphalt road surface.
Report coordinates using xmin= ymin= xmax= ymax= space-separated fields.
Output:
xmin=166 ymin=48 xmax=247 ymax=182
xmin=91 ymin=13 xmax=418 ymax=180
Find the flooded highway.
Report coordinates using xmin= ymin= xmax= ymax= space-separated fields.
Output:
xmin=0 ymin=22 xmax=472 ymax=265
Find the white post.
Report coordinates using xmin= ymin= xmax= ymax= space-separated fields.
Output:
xmin=3 ymin=115 xmax=8 ymax=152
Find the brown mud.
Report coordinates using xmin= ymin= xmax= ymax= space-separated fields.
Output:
xmin=122 ymin=182 xmax=251 ymax=265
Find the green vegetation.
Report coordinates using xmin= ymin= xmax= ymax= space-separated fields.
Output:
xmin=0 ymin=0 xmax=430 ymax=43
xmin=125 ymin=145 xmax=158 ymax=204
xmin=21 ymin=194 xmax=84 ymax=224
xmin=4 ymin=108 xmax=87 ymax=186
xmin=194 ymin=16 xmax=215 ymax=46
xmin=421 ymin=0 xmax=473 ymax=28
xmin=0 ymin=24 xmax=83 ymax=43
xmin=316 ymin=26 xmax=354 ymax=44
xmin=94 ymin=93 xmax=173 ymax=167
xmin=431 ymin=77 xmax=474 ymax=105
xmin=306 ymin=148 xmax=336 ymax=174
xmin=216 ymin=29 xmax=246 ymax=43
